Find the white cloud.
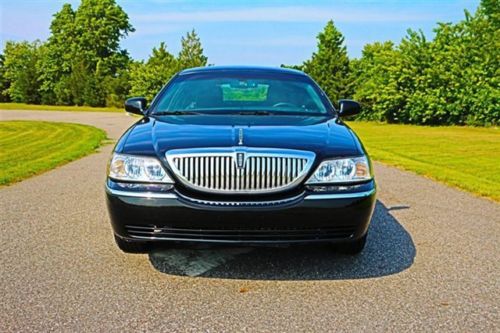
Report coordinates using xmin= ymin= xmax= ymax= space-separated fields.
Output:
xmin=208 ymin=36 xmax=316 ymax=47
xmin=130 ymin=23 xmax=191 ymax=36
xmin=134 ymin=6 xmax=438 ymax=24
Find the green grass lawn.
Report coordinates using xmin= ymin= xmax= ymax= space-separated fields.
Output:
xmin=1 ymin=118 xmax=498 ymax=201
xmin=0 ymin=102 xmax=122 ymax=113
xmin=0 ymin=121 xmax=107 ymax=185
xmin=349 ymin=122 xmax=500 ymax=201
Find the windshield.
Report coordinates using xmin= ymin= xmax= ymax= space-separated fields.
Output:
xmin=151 ymin=72 xmax=330 ymax=116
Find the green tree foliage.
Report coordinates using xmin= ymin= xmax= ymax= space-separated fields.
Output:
xmin=353 ymin=0 xmax=499 ymax=125
xmin=460 ymin=0 xmax=499 ymax=125
xmin=38 ymin=0 xmax=134 ymax=106
xmin=178 ymin=30 xmax=208 ymax=69
xmin=1 ymin=0 xmax=496 ymax=125
xmin=302 ymin=20 xmax=351 ymax=104
xmin=38 ymin=3 xmax=75 ymax=104
xmin=130 ymin=30 xmax=208 ymax=102
xmin=130 ymin=43 xmax=179 ymax=102
xmin=350 ymin=41 xmax=404 ymax=122
xmin=104 ymin=66 xmax=133 ymax=108
xmin=280 ymin=64 xmax=304 ymax=71
xmin=0 ymin=54 xmax=11 ymax=102
xmin=3 ymin=41 xmax=43 ymax=103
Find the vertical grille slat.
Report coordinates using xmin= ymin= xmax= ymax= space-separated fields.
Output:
xmin=255 ymin=157 xmax=261 ymax=190
xmin=270 ymin=157 xmax=276 ymax=187
xmin=292 ymin=159 xmax=296 ymax=178
xmin=245 ymin=158 xmax=250 ymax=190
xmin=249 ymin=158 xmax=254 ymax=190
xmin=268 ymin=157 xmax=272 ymax=189
xmin=196 ymin=157 xmax=200 ymax=186
xmin=288 ymin=158 xmax=292 ymax=179
xmin=167 ymin=149 xmax=314 ymax=194
xmin=188 ymin=157 xmax=193 ymax=182
xmin=210 ymin=156 xmax=214 ymax=188
xmin=231 ymin=156 xmax=236 ymax=190
xmin=277 ymin=158 xmax=282 ymax=187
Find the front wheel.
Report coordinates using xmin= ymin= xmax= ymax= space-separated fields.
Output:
xmin=114 ymin=235 xmax=150 ymax=253
xmin=335 ymin=234 xmax=367 ymax=255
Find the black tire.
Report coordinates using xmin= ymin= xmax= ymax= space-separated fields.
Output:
xmin=335 ymin=234 xmax=367 ymax=255
xmin=114 ymin=235 xmax=150 ymax=253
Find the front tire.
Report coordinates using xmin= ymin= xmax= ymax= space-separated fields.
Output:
xmin=335 ymin=234 xmax=367 ymax=255
xmin=114 ymin=235 xmax=150 ymax=253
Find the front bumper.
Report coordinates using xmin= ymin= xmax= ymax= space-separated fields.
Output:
xmin=105 ymin=180 xmax=376 ymax=245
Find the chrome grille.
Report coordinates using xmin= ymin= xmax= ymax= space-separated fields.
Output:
xmin=165 ymin=147 xmax=315 ymax=194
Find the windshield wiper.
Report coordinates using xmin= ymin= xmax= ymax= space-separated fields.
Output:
xmin=237 ymin=110 xmax=274 ymax=116
xmin=152 ymin=110 xmax=205 ymax=116
xmin=238 ymin=110 xmax=328 ymax=117
xmin=152 ymin=110 xmax=327 ymax=117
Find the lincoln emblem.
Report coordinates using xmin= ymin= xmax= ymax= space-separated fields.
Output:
xmin=236 ymin=153 xmax=245 ymax=168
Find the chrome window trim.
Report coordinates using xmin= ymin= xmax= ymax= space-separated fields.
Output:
xmin=165 ymin=147 xmax=316 ymax=194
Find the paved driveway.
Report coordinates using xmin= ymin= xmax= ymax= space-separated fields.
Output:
xmin=1 ymin=110 xmax=498 ymax=332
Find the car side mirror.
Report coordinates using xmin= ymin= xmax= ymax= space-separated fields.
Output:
xmin=338 ymin=99 xmax=361 ymax=117
xmin=125 ymin=97 xmax=147 ymax=115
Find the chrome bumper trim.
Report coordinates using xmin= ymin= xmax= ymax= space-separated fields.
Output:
xmin=176 ymin=192 xmax=304 ymax=207
xmin=106 ymin=185 xmax=375 ymax=201
xmin=105 ymin=186 xmax=177 ymax=199
xmin=304 ymin=189 xmax=376 ymax=200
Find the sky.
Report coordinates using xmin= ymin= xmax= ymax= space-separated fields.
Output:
xmin=0 ymin=0 xmax=480 ymax=66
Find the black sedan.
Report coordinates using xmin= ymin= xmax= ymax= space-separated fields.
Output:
xmin=106 ymin=66 xmax=376 ymax=254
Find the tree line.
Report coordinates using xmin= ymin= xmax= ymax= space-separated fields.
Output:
xmin=1 ymin=0 xmax=498 ymax=126
xmin=0 ymin=0 xmax=207 ymax=108
xmin=283 ymin=0 xmax=498 ymax=126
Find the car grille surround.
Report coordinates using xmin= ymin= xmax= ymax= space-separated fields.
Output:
xmin=165 ymin=147 xmax=316 ymax=194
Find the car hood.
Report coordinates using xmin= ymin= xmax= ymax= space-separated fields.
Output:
xmin=120 ymin=115 xmax=363 ymax=161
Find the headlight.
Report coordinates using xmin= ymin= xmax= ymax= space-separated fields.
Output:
xmin=108 ymin=153 xmax=174 ymax=183
xmin=306 ymin=156 xmax=372 ymax=184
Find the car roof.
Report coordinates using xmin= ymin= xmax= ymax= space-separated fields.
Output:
xmin=178 ymin=65 xmax=307 ymax=77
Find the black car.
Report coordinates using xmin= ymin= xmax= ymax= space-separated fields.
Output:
xmin=106 ymin=66 xmax=376 ymax=254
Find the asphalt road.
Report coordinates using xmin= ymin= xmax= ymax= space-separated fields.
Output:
xmin=1 ymin=110 xmax=498 ymax=332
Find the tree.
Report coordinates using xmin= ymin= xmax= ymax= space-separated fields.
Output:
xmin=280 ymin=64 xmax=303 ymax=71
xmin=3 ymin=41 xmax=43 ymax=103
xmin=459 ymin=0 xmax=499 ymax=125
xmin=72 ymin=0 xmax=133 ymax=72
xmin=394 ymin=0 xmax=499 ymax=125
xmin=130 ymin=43 xmax=178 ymax=102
xmin=38 ymin=3 xmax=75 ymax=104
xmin=38 ymin=0 xmax=134 ymax=106
xmin=104 ymin=65 xmax=133 ymax=107
xmin=351 ymin=41 xmax=404 ymax=122
xmin=351 ymin=0 xmax=499 ymax=126
xmin=0 ymin=54 xmax=11 ymax=102
xmin=130 ymin=30 xmax=209 ymax=102
xmin=302 ymin=20 xmax=351 ymax=104
xmin=178 ymin=30 xmax=208 ymax=69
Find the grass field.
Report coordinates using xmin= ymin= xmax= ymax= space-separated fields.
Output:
xmin=0 ymin=103 xmax=122 ymax=113
xmin=0 ymin=121 xmax=107 ymax=185
xmin=0 ymin=116 xmax=498 ymax=201
xmin=349 ymin=122 xmax=500 ymax=201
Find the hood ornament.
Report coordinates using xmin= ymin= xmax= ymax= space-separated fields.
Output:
xmin=238 ymin=128 xmax=244 ymax=145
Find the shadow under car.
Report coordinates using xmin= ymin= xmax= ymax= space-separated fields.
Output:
xmin=148 ymin=200 xmax=415 ymax=280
